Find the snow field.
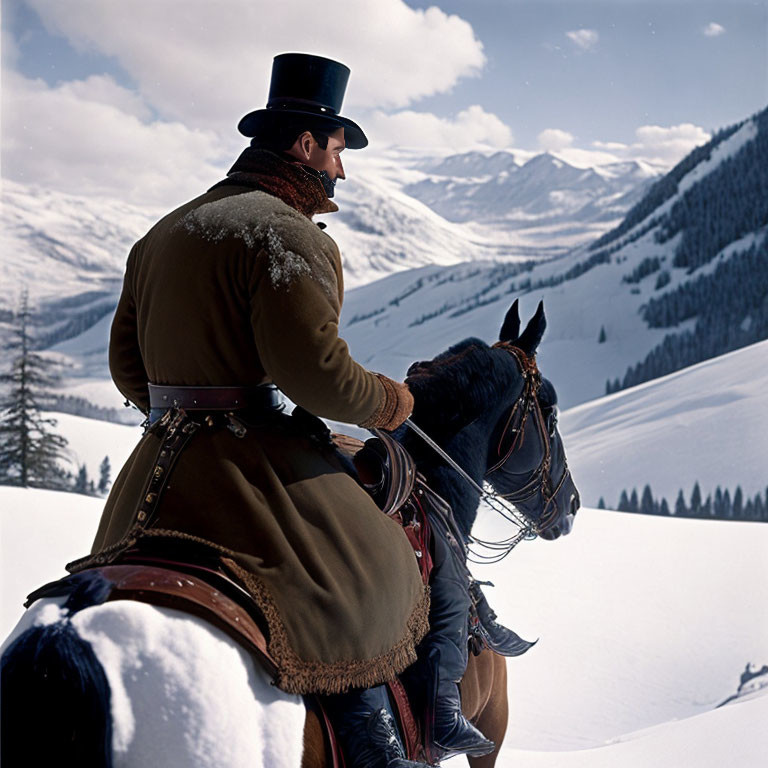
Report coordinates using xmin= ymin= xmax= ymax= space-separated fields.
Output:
xmin=471 ymin=506 xmax=768 ymax=752
xmin=2 ymin=486 xmax=766 ymax=766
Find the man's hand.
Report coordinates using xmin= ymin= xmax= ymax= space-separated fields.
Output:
xmin=359 ymin=374 xmax=414 ymax=431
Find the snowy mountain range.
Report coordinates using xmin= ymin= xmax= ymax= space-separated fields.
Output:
xmin=0 ymin=146 xmax=661 ymax=311
xmin=406 ymin=150 xmax=659 ymax=230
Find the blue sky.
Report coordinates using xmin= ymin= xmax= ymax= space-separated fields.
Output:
xmin=2 ymin=0 xmax=766 ymax=205
xmin=406 ymin=0 xmax=767 ymax=146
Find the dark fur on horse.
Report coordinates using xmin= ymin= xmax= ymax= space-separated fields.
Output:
xmin=1 ymin=592 xmax=114 ymax=767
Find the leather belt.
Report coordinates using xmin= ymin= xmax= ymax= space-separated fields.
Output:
xmin=148 ymin=383 xmax=282 ymax=411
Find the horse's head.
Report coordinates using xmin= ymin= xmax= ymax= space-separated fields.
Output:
xmin=403 ymin=299 xmax=580 ymax=543
xmin=485 ymin=299 xmax=580 ymax=540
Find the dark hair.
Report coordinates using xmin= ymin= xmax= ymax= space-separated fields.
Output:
xmin=249 ymin=113 xmax=339 ymax=152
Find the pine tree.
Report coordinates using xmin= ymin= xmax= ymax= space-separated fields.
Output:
xmin=659 ymin=498 xmax=670 ymax=516
xmin=74 ymin=464 xmax=88 ymax=495
xmin=723 ymin=489 xmax=732 ymax=518
xmin=618 ymin=489 xmax=630 ymax=511
xmin=640 ymin=484 xmax=655 ymax=515
xmin=674 ymin=489 xmax=687 ymax=516
xmin=629 ymin=488 xmax=639 ymax=514
xmin=0 ymin=290 xmax=71 ymax=489
xmin=597 ymin=497 xmax=606 ymax=509
xmin=714 ymin=486 xmax=724 ymax=517
xmin=754 ymin=493 xmax=765 ymax=522
xmin=690 ymin=482 xmax=702 ymax=516
xmin=598 ymin=326 xmax=607 ymax=343
xmin=98 ymin=455 xmax=112 ymax=495
xmin=733 ymin=486 xmax=744 ymax=519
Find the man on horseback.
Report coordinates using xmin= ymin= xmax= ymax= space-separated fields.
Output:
xmin=73 ymin=53 xmax=524 ymax=766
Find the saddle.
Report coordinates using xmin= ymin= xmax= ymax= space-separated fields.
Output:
xmin=335 ymin=429 xmax=434 ymax=585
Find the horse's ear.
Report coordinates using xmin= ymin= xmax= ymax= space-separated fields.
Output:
xmin=499 ymin=300 xmax=520 ymax=343
xmin=516 ymin=300 xmax=546 ymax=355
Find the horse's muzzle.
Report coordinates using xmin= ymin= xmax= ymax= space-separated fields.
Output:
xmin=539 ymin=482 xmax=580 ymax=541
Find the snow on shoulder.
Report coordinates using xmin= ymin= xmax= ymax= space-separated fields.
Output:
xmin=178 ymin=190 xmax=338 ymax=299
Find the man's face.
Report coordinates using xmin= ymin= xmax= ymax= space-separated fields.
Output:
xmin=292 ymin=127 xmax=346 ymax=181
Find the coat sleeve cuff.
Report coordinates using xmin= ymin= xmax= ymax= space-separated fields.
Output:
xmin=358 ymin=374 xmax=414 ymax=431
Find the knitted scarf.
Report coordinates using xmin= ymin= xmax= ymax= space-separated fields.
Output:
xmin=213 ymin=147 xmax=339 ymax=219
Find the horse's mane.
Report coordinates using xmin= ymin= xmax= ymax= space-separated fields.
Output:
xmin=404 ymin=338 xmax=520 ymax=442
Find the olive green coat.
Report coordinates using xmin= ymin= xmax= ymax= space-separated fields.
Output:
xmin=75 ymin=157 xmax=429 ymax=694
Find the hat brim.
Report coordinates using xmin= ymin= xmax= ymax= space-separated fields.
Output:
xmin=238 ymin=108 xmax=368 ymax=149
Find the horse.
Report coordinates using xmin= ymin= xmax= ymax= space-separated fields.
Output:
xmin=1 ymin=299 xmax=578 ymax=768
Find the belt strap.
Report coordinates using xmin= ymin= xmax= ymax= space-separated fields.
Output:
xmin=148 ymin=383 xmax=282 ymax=411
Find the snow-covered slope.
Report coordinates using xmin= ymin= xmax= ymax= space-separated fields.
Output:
xmin=40 ymin=410 xmax=142 ymax=481
xmin=339 ymin=261 xmax=677 ymax=408
xmin=503 ymin=694 xmax=767 ymax=768
xmin=0 ymin=179 xmax=160 ymax=308
xmin=471 ymin=505 xmax=768 ymax=755
xmin=560 ymin=338 xmax=768 ymax=506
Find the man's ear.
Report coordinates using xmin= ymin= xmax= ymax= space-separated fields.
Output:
xmin=296 ymin=131 xmax=314 ymax=160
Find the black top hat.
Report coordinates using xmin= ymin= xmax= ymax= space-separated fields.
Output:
xmin=238 ymin=53 xmax=368 ymax=149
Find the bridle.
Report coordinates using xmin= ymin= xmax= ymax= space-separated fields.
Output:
xmin=404 ymin=342 xmax=574 ymax=563
xmin=484 ymin=342 xmax=573 ymax=535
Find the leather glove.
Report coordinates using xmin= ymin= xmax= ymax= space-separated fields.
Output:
xmin=359 ymin=373 xmax=414 ymax=431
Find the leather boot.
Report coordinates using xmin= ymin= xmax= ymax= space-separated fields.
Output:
xmin=433 ymin=678 xmax=495 ymax=758
xmin=324 ymin=685 xmax=432 ymax=768
xmin=469 ymin=580 xmax=537 ymax=657
xmin=422 ymin=524 xmax=495 ymax=759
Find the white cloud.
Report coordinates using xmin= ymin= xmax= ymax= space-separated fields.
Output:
xmin=592 ymin=123 xmax=710 ymax=166
xmin=566 ymin=29 xmax=599 ymax=51
xmin=537 ymin=128 xmax=574 ymax=152
xmin=366 ymin=105 xmax=513 ymax=150
xmin=24 ymin=0 xmax=486 ymax=130
xmin=64 ymin=75 xmax=154 ymax=121
xmin=2 ymin=72 xmax=231 ymax=207
xmin=2 ymin=0 xmax=490 ymax=207
xmin=703 ymin=22 xmax=726 ymax=38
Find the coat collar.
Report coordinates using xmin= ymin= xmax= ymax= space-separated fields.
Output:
xmin=214 ymin=148 xmax=339 ymax=218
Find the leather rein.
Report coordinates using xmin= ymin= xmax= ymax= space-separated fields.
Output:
xmin=405 ymin=342 xmax=571 ymax=563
